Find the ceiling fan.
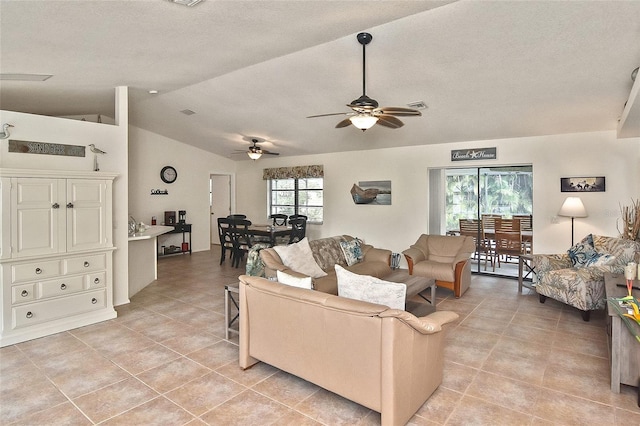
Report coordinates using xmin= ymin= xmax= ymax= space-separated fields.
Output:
xmin=307 ymin=32 xmax=422 ymax=131
xmin=234 ymin=137 xmax=280 ymax=160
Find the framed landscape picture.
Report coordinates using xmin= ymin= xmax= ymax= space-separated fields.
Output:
xmin=560 ymin=176 xmax=605 ymax=192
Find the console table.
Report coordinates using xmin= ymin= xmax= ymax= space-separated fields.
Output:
xmin=157 ymin=223 xmax=192 ymax=258
xmin=604 ymin=272 xmax=639 ymax=394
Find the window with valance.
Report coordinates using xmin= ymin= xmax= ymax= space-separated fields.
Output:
xmin=265 ymin=165 xmax=323 ymax=223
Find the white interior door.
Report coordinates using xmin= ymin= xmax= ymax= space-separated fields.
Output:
xmin=210 ymin=174 xmax=231 ymax=244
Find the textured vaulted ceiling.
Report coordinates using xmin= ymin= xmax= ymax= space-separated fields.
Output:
xmin=1 ymin=0 xmax=639 ymax=160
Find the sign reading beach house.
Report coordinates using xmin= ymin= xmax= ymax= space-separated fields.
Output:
xmin=451 ymin=147 xmax=497 ymax=162
xmin=8 ymin=140 xmax=86 ymax=157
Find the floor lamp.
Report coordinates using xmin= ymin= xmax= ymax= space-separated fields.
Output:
xmin=558 ymin=196 xmax=588 ymax=246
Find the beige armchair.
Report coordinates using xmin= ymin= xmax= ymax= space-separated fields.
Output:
xmin=403 ymin=234 xmax=475 ymax=298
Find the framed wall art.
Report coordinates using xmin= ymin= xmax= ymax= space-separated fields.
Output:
xmin=560 ymin=176 xmax=605 ymax=192
xmin=350 ymin=180 xmax=391 ymax=205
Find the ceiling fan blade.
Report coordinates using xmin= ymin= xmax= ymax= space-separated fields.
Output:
xmin=262 ymin=150 xmax=280 ymax=156
xmin=376 ymin=115 xmax=404 ymax=129
xmin=307 ymin=112 xmax=349 ymax=118
xmin=376 ymin=107 xmax=422 ymax=116
xmin=336 ymin=118 xmax=352 ymax=128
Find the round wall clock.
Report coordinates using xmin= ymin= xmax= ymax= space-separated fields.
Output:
xmin=160 ymin=166 xmax=177 ymax=184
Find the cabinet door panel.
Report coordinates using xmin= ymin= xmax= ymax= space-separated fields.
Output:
xmin=66 ymin=180 xmax=108 ymax=252
xmin=12 ymin=179 xmax=65 ymax=258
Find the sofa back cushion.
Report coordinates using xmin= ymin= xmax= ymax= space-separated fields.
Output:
xmin=592 ymin=234 xmax=640 ymax=272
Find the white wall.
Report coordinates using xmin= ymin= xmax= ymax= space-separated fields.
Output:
xmin=128 ymin=126 xmax=236 ymax=253
xmin=236 ymin=131 xmax=640 ymax=257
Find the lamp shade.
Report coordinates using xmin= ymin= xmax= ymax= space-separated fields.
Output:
xmin=558 ymin=197 xmax=587 ymax=218
xmin=349 ymin=114 xmax=378 ymax=130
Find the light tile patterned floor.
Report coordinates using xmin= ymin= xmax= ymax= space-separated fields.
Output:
xmin=1 ymin=247 xmax=639 ymax=425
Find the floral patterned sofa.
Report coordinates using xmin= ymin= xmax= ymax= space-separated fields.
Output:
xmin=533 ymin=234 xmax=640 ymax=321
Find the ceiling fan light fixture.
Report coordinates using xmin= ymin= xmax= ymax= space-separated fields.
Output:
xmin=247 ymin=151 xmax=262 ymax=160
xmin=350 ymin=114 xmax=378 ymax=131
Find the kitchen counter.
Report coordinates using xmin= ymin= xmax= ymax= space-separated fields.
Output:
xmin=128 ymin=225 xmax=174 ymax=298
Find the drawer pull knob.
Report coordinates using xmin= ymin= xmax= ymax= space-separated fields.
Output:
xmin=91 ymin=298 xmax=98 ymax=304
xmin=21 ymin=290 xmax=29 ymax=297
xmin=60 ymin=283 xmax=67 ymax=290
xmin=26 ymin=311 xmax=33 ymax=319
xmin=94 ymin=278 xmax=100 ymax=284
xmin=84 ymin=261 xmax=90 ymax=267
xmin=66 ymin=202 xmax=74 ymax=208
xmin=52 ymin=203 xmax=60 ymax=209
xmin=35 ymin=268 xmax=42 ymax=274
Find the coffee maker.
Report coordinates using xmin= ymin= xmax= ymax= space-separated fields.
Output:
xmin=179 ymin=210 xmax=186 ymax=224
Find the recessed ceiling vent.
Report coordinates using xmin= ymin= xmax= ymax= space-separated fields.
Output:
xmin=406 ymin=101 xmax=428 ymax=110
xmin=180 ymin=109 xmax=196 ymax=116
xmin=166 ymin=0 xmax=203 ymax=7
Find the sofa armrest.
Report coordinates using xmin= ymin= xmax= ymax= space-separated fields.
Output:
xmin=379 ymin=310 xmax=458 ymax=334
xmin=402 ymin=247 xmax=426 ymax=274
xmin=533 ymin=253 xmax=572 ymax=275
xmin=362 ymin=246 xmax=392 ymax=265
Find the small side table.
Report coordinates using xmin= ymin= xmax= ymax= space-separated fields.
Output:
xmin=224 ymin=285 xmax=239 ymax=340
xmin=518 ymin=254 xmax=537 ymax=293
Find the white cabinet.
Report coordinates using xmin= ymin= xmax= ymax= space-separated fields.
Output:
xmin=0 ymin=169 xmax=117 ymax=347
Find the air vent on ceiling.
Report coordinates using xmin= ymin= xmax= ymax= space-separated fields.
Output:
xmin=180 ymin=109 xmax=196 ymax=116
xmin=406 ymin=101 xmax=428 ymax=110
xmin=0 ymin=73 xmax=53 ymax=81
xmin=166 ymin=0 xmax=203 ymax=6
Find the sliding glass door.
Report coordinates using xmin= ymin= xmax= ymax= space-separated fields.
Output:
xmin=444 ymin=166 xmax=533 ymax=277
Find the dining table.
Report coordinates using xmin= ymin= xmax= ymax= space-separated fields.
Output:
xmin=247 ymin=224 xmax=292 ymax=246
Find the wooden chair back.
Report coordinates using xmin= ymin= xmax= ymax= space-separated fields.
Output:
xmin=513 ymin=215 xmax=532 ymax=231
xmin=495 ymin=217 xmax=521 ymax=232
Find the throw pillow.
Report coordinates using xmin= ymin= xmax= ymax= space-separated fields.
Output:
xmin=335 ymin=265 xmax=406 ymax=310
xmin=567 ymin=240 xmax=598 ymax=268
xmin=273 ymin=237 xmax=327 ymax=278
xmin=340 ymin=239 xmax=363 ymax=266
xmin=276 ymin=270 xmax=313 ymax=289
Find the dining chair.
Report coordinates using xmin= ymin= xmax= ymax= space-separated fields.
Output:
xmin=493 ymin=230 xmax=523 ymax=271
xmin=227 ymin=214 xmax=247 ymax=220
xmin=228 ymin=218 xmax=253 ymax=267
xmin=270 ymin=214 xmax=288 ymax=226
xmin=288 ymin=217 xmax=307 ymax=244
xmin=513 ymin=215 xmax=532 ymax=231
xmin=495 ymin=217 xmax=521 ymax=232
xmin=288 ymin=214 xmax=308 ymax=222
xmin=459 ymin=218 xmax=492 ymax=270
xmin=513 ymin=214 xmax=533 ymax=253
xmin=217 ymin=217 xmax=235 ymax=265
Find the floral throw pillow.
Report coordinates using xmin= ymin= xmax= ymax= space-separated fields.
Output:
xmin=567 ymin=240 xmax=598 ymax=268
xmin=340 ymin=239 xmax=363 ymax=266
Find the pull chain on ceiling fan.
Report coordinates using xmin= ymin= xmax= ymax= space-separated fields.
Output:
xmin=307 ymin=32 xmax=421 ymax=131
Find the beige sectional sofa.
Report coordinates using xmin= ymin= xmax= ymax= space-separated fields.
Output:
xmin=259 ymin=235 xmax=392 ymax=294
xmin=238 ymin=275 xmax=458 ymax=426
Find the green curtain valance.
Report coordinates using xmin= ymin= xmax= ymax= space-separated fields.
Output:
xmin=262 ymin=165 xmax=324 ymax=180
